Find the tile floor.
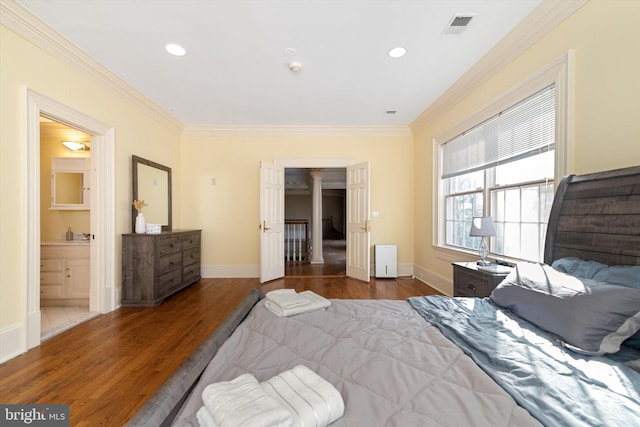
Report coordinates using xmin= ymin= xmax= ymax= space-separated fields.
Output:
xmin=41 ymin=306 xmax=99 ymax=341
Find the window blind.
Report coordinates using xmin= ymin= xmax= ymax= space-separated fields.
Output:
xmin=442 ymin=85 xmax=555 ymax=179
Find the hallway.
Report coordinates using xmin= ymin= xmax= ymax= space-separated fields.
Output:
xmin=285 ymin=239 xmax=346 ymax=277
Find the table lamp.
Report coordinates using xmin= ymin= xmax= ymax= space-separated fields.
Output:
xmin=470 ymin=216 xmax=496 ymax=266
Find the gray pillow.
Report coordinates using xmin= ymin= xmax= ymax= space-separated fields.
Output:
xmin=490 ymin=262 xmax=640 ymax=355
xmin=592 ymin=265 xmax=640 ymax=289
xmin=551 ymin=257 xmax=607 ymax=279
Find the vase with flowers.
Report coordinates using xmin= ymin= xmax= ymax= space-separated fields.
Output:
xmin=133 ymin=199 xmax=148 ymax=233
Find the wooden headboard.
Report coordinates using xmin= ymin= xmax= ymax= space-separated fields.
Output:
xmin=544 ymin=165 xmax=640 ymax=266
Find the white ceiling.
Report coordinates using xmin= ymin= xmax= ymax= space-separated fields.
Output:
xmin=18 ymin=0 xmax=542 ymax=128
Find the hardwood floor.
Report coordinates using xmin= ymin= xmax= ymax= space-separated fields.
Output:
xmin=0 ymin=276 xmax=439 ymax=426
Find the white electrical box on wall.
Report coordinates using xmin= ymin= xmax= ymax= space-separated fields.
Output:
xmin=375 ymin=245 xmax=397 ymax=278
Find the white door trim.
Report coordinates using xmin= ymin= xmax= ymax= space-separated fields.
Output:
xmin=24 ymin=87 xmax=116 ymax=350
xmin=274 ymin=158 xmax=358 ymax=169
xmin=272 ymin=158 xmax=371 ymax=281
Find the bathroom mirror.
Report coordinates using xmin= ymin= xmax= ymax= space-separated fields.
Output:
xmin=50 ymin=157 xmax=90 ymax=210
xmin=132 ymin=155 xmax=172 ymax=232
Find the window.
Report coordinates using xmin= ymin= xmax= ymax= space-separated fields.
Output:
xmin=439 ymin=84 xmax=560 ymax=263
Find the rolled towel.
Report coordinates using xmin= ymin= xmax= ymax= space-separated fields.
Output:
xmin=262 ymin=365 xmax=345 ymax=427
xmin=265 ymin=291 xmax=331 ymax=317
xmin=201 ymin=373 xmax=293 ymax=427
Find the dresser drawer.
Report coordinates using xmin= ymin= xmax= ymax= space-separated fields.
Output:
xmin=183 ymin=247 xmax=200 ymax=267
xmin=158 ymin=237 xmax=182 ymax=256
xmin=182 ymin=233 xmax=200 ymax=250
xmin=158 ymin=252 xmax=182 ymax=275
xmin=183 ymin=264 xmax=200 ymax=284
xmin=158 ymin=269 xmax=182 ymax=294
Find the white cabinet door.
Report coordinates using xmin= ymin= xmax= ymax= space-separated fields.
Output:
xmin=65 ymin=258 xmax=90 ymax=298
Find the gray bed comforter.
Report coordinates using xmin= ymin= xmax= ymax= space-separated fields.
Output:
xmin=409 ymin=295 xmax=640 ymax=427
xmin=171 ymin=299 xmax=541 ymax=427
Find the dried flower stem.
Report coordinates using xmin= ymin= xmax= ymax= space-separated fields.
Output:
xmin=132 ymin=199 xmax=147 ymax=212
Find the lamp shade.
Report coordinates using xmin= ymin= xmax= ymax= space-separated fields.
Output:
xmin=469 ymin=216 xmax=496 ymax=237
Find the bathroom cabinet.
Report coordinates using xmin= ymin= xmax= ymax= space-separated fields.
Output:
xmin=40 ymin=243 xmax=90 ymax=305
xmin=50 ymin=157 xmax=90 ymax=210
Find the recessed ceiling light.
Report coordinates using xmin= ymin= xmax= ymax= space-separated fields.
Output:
xmin=388 ymin=47 xmax=406 ymax=58
xmin=165 ymin=43 xmax=186 ymax=56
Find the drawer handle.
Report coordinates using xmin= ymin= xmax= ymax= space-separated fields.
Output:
xmin=467 ymin=284 xmax=477 ymax=295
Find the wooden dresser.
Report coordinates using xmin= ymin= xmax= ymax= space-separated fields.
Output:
xmin=121 ymin=229 xmax=201 ymax=307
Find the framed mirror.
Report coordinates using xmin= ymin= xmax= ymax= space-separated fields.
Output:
xmin=132 ymin=155 xmax=172 ymax=232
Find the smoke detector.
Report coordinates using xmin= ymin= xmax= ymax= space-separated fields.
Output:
xmin=288 ymin=61 xmax=302 ymax=72
xmin=441 ymin=13 xmax=477 ymax=37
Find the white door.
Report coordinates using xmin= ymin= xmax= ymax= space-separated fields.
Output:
xmin=260 ymin=161 xmax=285 ymax=283
xmin=346 ymin=162 xmax=370 ymax=282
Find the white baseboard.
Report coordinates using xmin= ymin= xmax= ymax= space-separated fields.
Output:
xmin=202 ymin=262 xmax=415 ymax=280
xmin=412 ymin=264 xmax=453 ymax=296
xmin=0 ymin=322 xmax=26 ymax=364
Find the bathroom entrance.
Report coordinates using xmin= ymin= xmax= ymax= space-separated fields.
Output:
xmin=39 ymin=116 xmax=98 ymax=340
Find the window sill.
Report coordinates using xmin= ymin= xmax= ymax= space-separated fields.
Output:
xmin=433 ymin=245 xmax=519 ymax=266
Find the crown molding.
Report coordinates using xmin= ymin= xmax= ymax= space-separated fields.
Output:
xmin=0 ymin=0 xmax=184 ymax=134
xmin=181 ymin=125 xmax=413 ymax=138
xmin=410 ymin=0 xmax=589 ymax=132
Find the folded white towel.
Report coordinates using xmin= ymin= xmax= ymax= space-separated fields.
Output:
xmin=196 ymin=406 xmax=217 ymax=427
xmin=261 ymin=365 xmax=345 ymax=427
xmin=201 ymin=373 xmax=293 ymax=427
xmin=265 ymin=289 xmax=308 ymax=309
xmin=265 ymin=290 xmax=331 ymax=317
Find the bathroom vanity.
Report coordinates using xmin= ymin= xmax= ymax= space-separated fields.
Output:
xmin=40 ymin=241 xmax=90 ymax=305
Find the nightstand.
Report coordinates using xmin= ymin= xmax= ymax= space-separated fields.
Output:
xmin=452 ymin=262 xmax=513 ymax=297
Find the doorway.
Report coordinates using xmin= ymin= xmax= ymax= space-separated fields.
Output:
xmin=25 ymin=88 xmax=116 ymax=350
xmin=39 ymin=117 xmax=99 ymax=340
xmin=260 ymin=158 xmax=370 ymax=283
xmin=284 ymin=168 xmax=346 ymax=277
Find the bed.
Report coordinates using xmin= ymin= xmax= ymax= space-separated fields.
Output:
xmin=127 ymin=165 xmax=640 ymax=427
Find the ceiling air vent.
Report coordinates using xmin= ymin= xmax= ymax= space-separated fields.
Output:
xmin=441 ymin=13 xmax=477 ymax=37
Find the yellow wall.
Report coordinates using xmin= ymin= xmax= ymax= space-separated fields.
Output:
xmin=412 ymin=0 xmax=640 ymax=295
xmin=179 ymin=132 xmax=414 ymax=272
xmin=0 ymin=25 xmax=181 ymax=332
